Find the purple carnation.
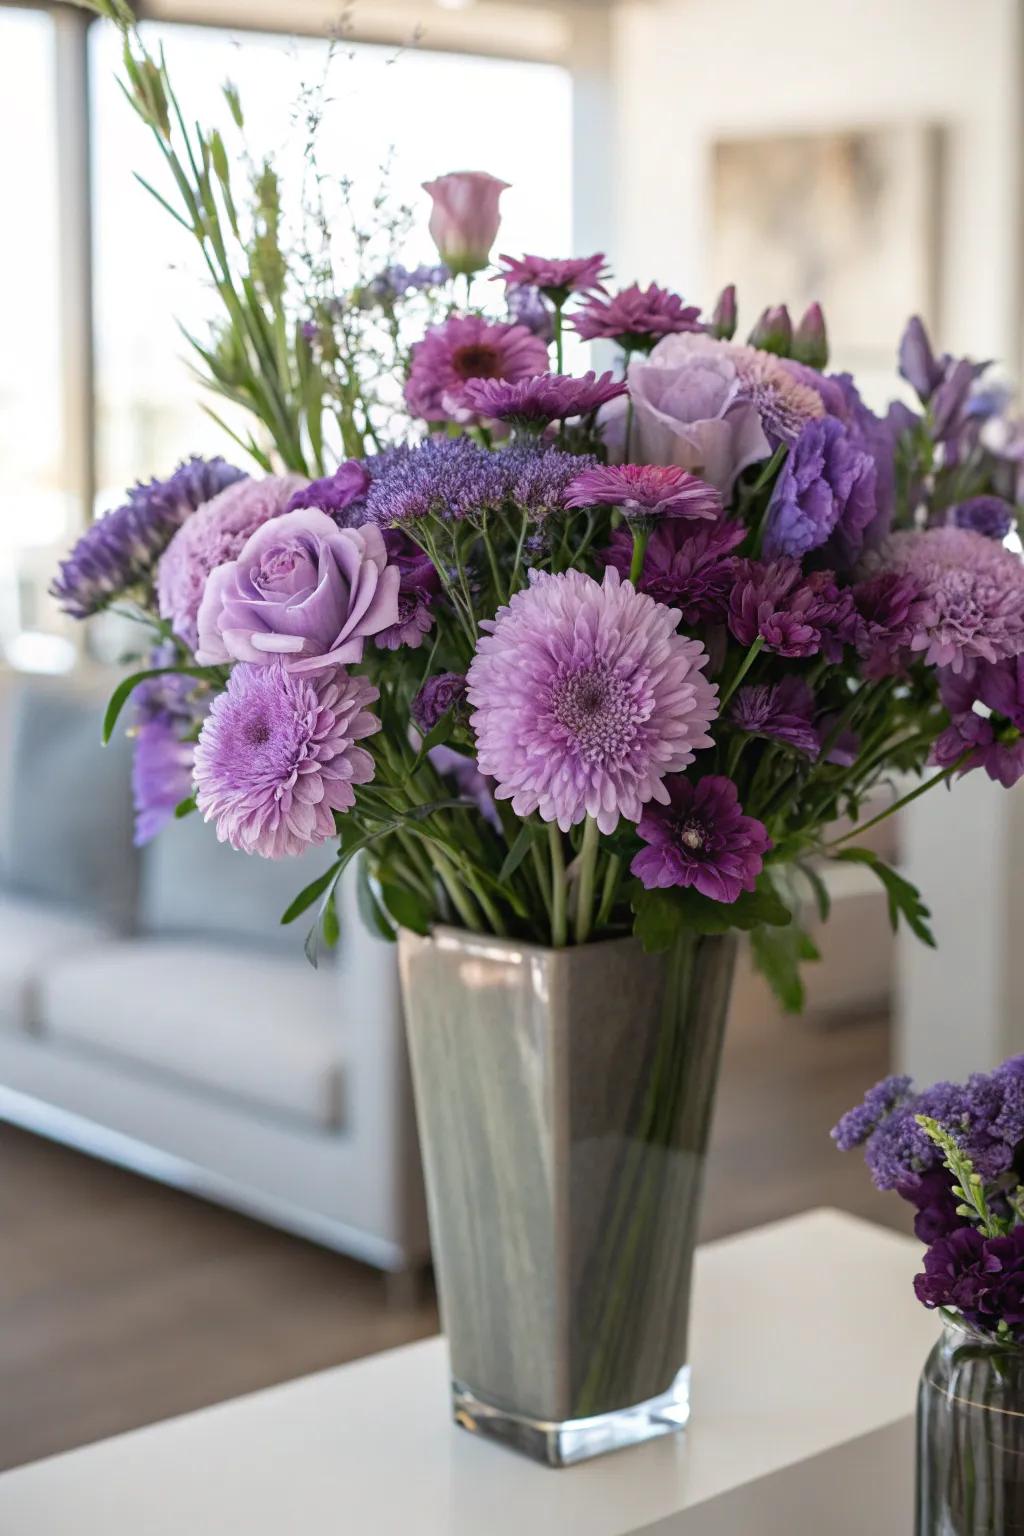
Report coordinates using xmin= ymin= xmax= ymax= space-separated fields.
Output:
xmin=853 ymin=571 xmax=925 ymax=676
xmin=285 ymin=461 xmax=371 ymax=523
xmin=952 ymin=495 xmax=1016 ymax=541
xmin=729 ymin=559 xmax=859 ymax=661
xmin=53 ymin=456 xmax=246 ymax=619
xmin=897 ymin=1169 xmax=965 ymax=1244
xmin=413 ymin=673 xmax=467 ymax=732
xmin=497 ymin=252 xmax=608 ymax=296
xmin=730 ymin=677 xmax=820 ymax=757
xmin=467 ymin=567 xmax=718 ymax=833
xmin=915 ymin=1225 xmax=1024 ymax=1334
xmin=565 ymin=464 xmax=723 ymax=521
xmin=404 ymin=314 xmax=549 ymax=424
xmin=194 ymin=662 xmax=379 ymax=858
xmin=763 ymin=416 xmax=878 ymax=567
xmin=601 ymin=518 xmax=745 ymax=625
xmin=157 ymin=474 xmax=306 ymax=648
xmin=573 ymin=284 xmax=704 ymax=349
xmin=630 ymin=774 xmax=771 ymax=904
xmin=459 ymin=370 xmax=627 ymax=427
xmin=784 ymin=366 xmax=897 ymax=539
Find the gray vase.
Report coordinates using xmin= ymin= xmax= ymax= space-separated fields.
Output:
xmin=398 ymin=924 xmax=737 ymax=1467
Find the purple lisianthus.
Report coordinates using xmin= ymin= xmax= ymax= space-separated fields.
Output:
xmin=573 ymin=283 xmax=704 ymax=350
xmin=52 ymin=456 xmax=246 ymax=619
xmin=195 ymin=510 xmax=400 ymax=674
xmin=412 ymin=672 xmax=467 ymax=733
xmin=601 ymin=518 xmax=745 ymax=625
xmin=730 ymin=677 xmax=820 ymax=758
xmin=952 ymin=495 xmax=1016 ymax=541
xmin=285 ymin=461 xmax=371 ymax=523
xmin=157 ymin=474 xmax=306 ymax=649
xmin=763 ymin=416 xmax=878 ymax=568
xmin=729 ymin=559 xmax=859 ymax=661
xmin=404 ymin=314 xmax=549 ymax=423
xmin=565 ymin=464 xmax=722 ymax=521
xmin=631 ymin=774 xmax=771 ymax=904
xmin=422 ymin=171 xmax=507 ymax=277
xmin=467 ymin=567 xmax=718 ymax=834
xmin=497 ymin=252 xmax=608 ymax=298
xmin=194 ymin=662 xmax=379 ymax=858
xmin=460 ymin=371 xmax=626 ymax=427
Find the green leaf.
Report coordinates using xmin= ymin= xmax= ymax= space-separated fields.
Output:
xmin=750 ymin=922 xmax=820 ymax=1013
xmin=631 ymin=877 xmax=791 ymax=953
xmin=173 ymin=795 xmax=197 ymax=820
xmin=379 ymin=879 xmax=430 ymax=937
xmin=356 ymin=855 xmax=396 ymax=941
xmin=103 ymin=666 xmax=217 ymax=745
xmin=499 ymin=822 xmax=536 ymax=884
xmin=797 ymin=860 xmax=831 ymax=923
xmin=409 ymin=713 xmax=456 ymax=774
xmin=281 ymin=863 xmax=341 ymax=925
xmin=832 ymin=847 xmax=936 ymax=947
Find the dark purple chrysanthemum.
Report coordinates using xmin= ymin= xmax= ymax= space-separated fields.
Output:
xmin=573 ymin=283 xmax=704 ymax=349
xmin=729 ymin=559 xmax=859 ymax=661
xmin=404 ymin=314 xmax=549 ymax=423
xmin=631 ymin=774 xmax=771 ymax=903
xmin=52 ymin=456 xmax=245 ymax=618
xmin=565 ymin=464 xmax=723 ymax=521
xmin=496 ymin=252 xmax=608 ymax=297
xmin=460 ymin=370 xmax=626 ymax=426
xmin=952 ymin=495 xmax=1016 ymax=541
xmin=194 ymin=662 xmax=379 ymax=858
xmin=374 ymin=529 xmax=439 ymax=653
xmin=730 ymin=677 xmax=820 ymax=757
xmin=363 ymin=438 xmax=513 ymax=526
xmin=853 ymin=570 xmax=925 ymax=675
xmin=600 ymin=519 xmax=745 ymax=625
xmin=286 ymin=461 xmax=371 ymax=523
xmin=412 ymin=672 xmax=468 ymax=733
xmin=763 ymin=416 xmax=878 ymax=567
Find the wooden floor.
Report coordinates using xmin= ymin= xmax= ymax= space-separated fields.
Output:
xmin=0 ymin=1003 xmax=907 ymax=1473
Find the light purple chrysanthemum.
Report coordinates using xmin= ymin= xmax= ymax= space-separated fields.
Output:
xmin=730 ymin=677 xmax=820 ymax=758
xmin=496 ymin=252 xmax=608 ymax=296
xmin=573 ymin=284 xmax=704 ymax=349
xmin=867 ymin=526 xmax=1024 ymax=674
xmin=404 ymin=314 xmax=549 ymax=423
xmin=459 ymin=370 xmax=626 ymax=426
xmin=194 ymin=662 xmax=379 ymax=858
xmin=630 ymin=774 xmax=771 ymax=903
xmin=52 ymin=456 xmax=246 ymax=619
xmin=565 ymin=464 xmax=722 ymax=521
xmin=601 ymin=519 xmax=745 ymax=625
xmin=157 ymin=474 xmax=306 ymax=648
xmin=466 ymin=566 xmax=718 ymax=833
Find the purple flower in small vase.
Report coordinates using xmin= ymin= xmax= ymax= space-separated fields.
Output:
xmin=565 ymin=464 xmax=722 ymax=521
xmin=730 ymin=677 xmax=820 ymax=758
xmin=913 ymin=1226 xmax=990 ymax=1319
xmin=630 ymin=774 xmax=771 ymax=903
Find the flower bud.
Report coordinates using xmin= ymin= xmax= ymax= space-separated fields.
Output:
xmin=422 ymin=171 xmax=509 ymax=278
xmin=792 ymin=302 xmax=829 ymax=369
xmin=747 ymin=304 xmax=793 ymax=355
xmin=898 ymin=315 xmax=941 ymax=402
xmin=709 ymin=284 xmax=737 ymax=340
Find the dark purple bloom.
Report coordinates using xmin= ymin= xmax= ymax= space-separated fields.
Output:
xmin=729 ymin=559 xmax=859 ymax=661
xmin=899 ymin=316 xmax=944 ymax=401
xmin=573 ymin=283 xmax=704 ymax=349
xmin=285 ymin=461 xmax=371 ymax=523
xmin=631 ymin=774 xmax=771 ymax=903
xmin=853 ymin=571 xmax=925 ymax=676
xmin=412 ymin=672 xmax=467 ymax=733
xmin=897 ymin=1169 xmax=965 ymax=1244
xmin=730 ymin=677 xmax=820 ymax=757
xmin=932 ymin=657 xmax=1024 ymax=788
xmin=952 ymin=495 xmax=1016 ymax=541
xmin=601 ymin=519 xmax=745 ymax=625
xmin=52 ymin=456 xmax=245 ymax=618
xmin=914 ymin=1226 xmax=990 ymax=1317
xmin=566 ymin=464 xmax=723 ymax=521
xmin=763 ymin=416 xmax=878 ymax=567
xmin=459 ymin=371 xmax=626 ymax=427
xmin=832 ymin=1075 xmax=913 ymax=1150
xmin=375 ymin=529 xmax=440 ymax=653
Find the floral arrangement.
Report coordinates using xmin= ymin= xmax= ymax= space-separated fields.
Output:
xmin=54 ymin=4 xmax=1024 ymax=997
xmin=835 ymin=1061 xmax=1024 ymax=1342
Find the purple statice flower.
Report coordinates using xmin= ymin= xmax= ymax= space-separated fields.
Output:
xmin=460 ymin=370 xmax=627 ymax=427
xmin=952 ymin=495 xmax=1016 ymax=541
xmin=501 ymin=445 xmax=598 ymax=521
xmin=466 ymin=566 xmax=718 ymax=833
xmin=132 ymin=718 xmax=196 ymax=847
xmin=832 ymin=1074 xmax=914 ymax=1150
xmin=867 ymin=527 xmax=1024 ymax=674
xmin=763 ymin=416 xmax=878 ymax=567
xmin=601 ymin=519 xmax=745 ymax=625
xmin=931 ymin=657 xmax=1024 ymax=788
xmin=630 ymin=774 xmax=771 ymax=904
xmin=564 ymin=464 xmax=722 ymax=521
xmin=506 ymin=284 xmax=554 ymax=342
xmin=363 ymin=438 xmax=512 ymax=526
xmin=285 ymin=461 xmax=371 ymax=524
xmin=157 ymin=474 xmax=306 ymax=649
xmin=729 ymin=345 xmax=825 ymax=445
xmin=52 ymin=456 xmax=246 ymax=619
xmin=730 ymin=677 xmax=820 ymax=758
xmin=412 ymin=672 xmax=467 ymax=733
xmin=729 ymin=559 xmax=859 ymax=661
xmin=404 ymin=314 xmax=549 ymax=423
xmin=375 ymin=529 xmax=440 ymax=653
xmin=194 ymin=662 xmax=379 ymax=858
xmin=497 ymin=252 xmax=609 ymax=297
xmin=573 ymin=283 xmax=704 ymax=350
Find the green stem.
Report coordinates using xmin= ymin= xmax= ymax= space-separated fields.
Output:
xmin=574 ymin=817 xmax=601 ymax=945
xmin=825 ymin=753 xmax=971 ymax=850
xmin=717 ymin=635 xmax=765 ymax=710
xmin=553 ymin=300 xmax=565 ymax=374
xmin=548 ymin=823 xmax=568 ymax=947
xmin=596 ymin=853 xmax=622 ymax=930
xmin=628 ymin=524 xmax=650 ymax=585
xmin=429 ymin=847 xmax=483 ymax=932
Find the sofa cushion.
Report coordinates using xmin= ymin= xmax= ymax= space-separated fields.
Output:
xmin=0 ymin=894 xmax=112 ymax=1033
xmin=38 ymin=939 xmax=346 ymax=1131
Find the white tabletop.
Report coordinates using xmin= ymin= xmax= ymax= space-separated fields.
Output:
xmin=0 ymin=1209 xmax=935 ymax=1535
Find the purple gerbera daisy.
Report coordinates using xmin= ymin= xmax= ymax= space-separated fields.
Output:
xmin=600 ymin=519 xmax=745 ymax=625
xmin=496 ymin=252 xmax=609 ymax=297
xmin=466 ymin=566 xmax=718 ymax=833
xmin=630 ymin=775 xmax=771 ymax=903
xmin=459 ymin=370 xmax=626 ymax=427
xmin=194 ymin=662 xmax=379 ymax=858
xmin=573 ymin=284 xmax=704 ymax=350
xmin=730 ymin=677 xmax=820 ymax=757
xmin=564 ymin=464 xmax=722 ymax=521
xmin=404 ymin=314 xmax=549 ymax=423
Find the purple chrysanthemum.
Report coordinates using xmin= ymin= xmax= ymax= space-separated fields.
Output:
xmin=52 ymin=456 xmax=245 ymax=619
xmin=286 ymin=461 xmax=371 ymax=523
xmin=459 ymin=370 xmax=626 ymax=427
xmin=853 ymin=570 xmax=925 ymax=676
xmin=730 ymin=677 xmax=820 ymax=758
xmin=600 ymin=519 xmax=745 ymax=625
xmin=763 ymin=416 xmax=878 ymax=567
xmin=496 ymin=252 xmax=608 ymax=296
xmin=867 ymin=527 xmax=1024 ymax=674
xmin=564 ymin=464 xmax=723 ymax=521
xmin=412 ymin=672 xmax=467 ymax=733
xmin=194 ymin=662 xmax=379 ymax=858
xmin=404 ymin=314 xmax=549 ymax=423
xmin=729 ymin=559 xmax=860 ymax=661
xmin=374 ymin=529 xmax=439 ymax=653
xmin=952 ymin=495 xmax=1016 ymax=541
xmin=573 ymin=284 xmax=704 ymax=349
xmin=630 ymin=774 xmax=771 ymax=904
xmin=156 ymin=474 xmax=306 ymax=649
xmin=466 ymin=566 xmax=718 ymax=833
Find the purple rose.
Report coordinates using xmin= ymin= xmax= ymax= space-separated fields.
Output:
xmin=599 ymin=332 xmax=771 ymax=495
xmin=195 ymin=508 xmax=400 ymax=674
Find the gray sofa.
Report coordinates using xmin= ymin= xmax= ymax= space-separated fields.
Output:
xmin=0 ymin=667 xmax=428 ymax=1277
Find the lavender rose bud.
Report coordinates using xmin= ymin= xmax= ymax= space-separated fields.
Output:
xmin=422 ymin=171 xmax=509 ymax=277
xmin=709 ymin=284 xmax=737 ymax=341
xmin=792 ymin=302 xmax=829 ymax=370
xmin=748 ymin=304 xmax=793 ymax=356
xmin=195 ymin=508 xmax=400 ymax=674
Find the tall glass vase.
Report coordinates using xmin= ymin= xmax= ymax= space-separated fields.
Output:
xmin=917 ymin=1315 xmax=1024 ymax=1533
xmin=398 ymin=925 xmax=737 ymax=1467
